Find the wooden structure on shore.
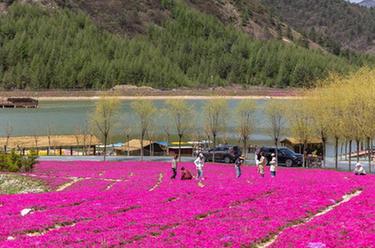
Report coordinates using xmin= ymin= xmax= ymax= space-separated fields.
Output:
xmin=114 ymin=139 xmax=166 ymax=156
xmin=344 ymin=149 xmax=375 ymax=159
xmin=281 ymin=137 xmax=323 ymax=155
xmin=0 ymin=98 xmax=38 ymax=108
xmin=0 ymin=135 xmax=101 ymax=156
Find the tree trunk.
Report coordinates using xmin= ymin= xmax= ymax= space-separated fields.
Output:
xmin=127 ymin=135 xmax=130 ymax=157
xmin=345 ymin=141 xmax=348 ymax=160
xmin=356 ymin=139 xmax=360 ymax=163
xmin=243 ymin=137 xmax=247 ymax=159
xmin=348 ymin=140 xmax=352 ymax=172
xmin=335 ymin=137 xmax=339 ymax=170
xmin=367 ymin=137 xmax=372 ymax=174
xmin=212 ymin=134 xmax=216 ymax=162
xmin=140 ymin=135 xmax=144 ymax=161
xmin=275 ymin=137 xmax=279 ymax=164
xmin=322 ymin=136 xmax=326 ymax=167
xmin=166 ymin=134 xmax=170 ymax=156
xmin=340 ymin=142 xmax=344 ymax=160
xmin=103 ymin=134 xmax=107 ymax=161
xmin=303 ymin=140 xmax=307 ymax=168
xmin=178 ymin=134 xmax=182 ymax=162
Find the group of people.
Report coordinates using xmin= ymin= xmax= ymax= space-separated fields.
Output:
xmin=255 ymin=152 xmax=278 ymax=178
xmin=170 ymin=153 xmax=204 ymax=180
xmin=170 ymin=151 xmax=279 ymax=180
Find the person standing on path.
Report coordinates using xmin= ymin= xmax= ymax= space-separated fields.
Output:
xmin=194 ymin=153 xmax=205 ymax=180
xmin=258 ymin=152 xmax=266 ymax=177
xmin=269 ymin=153 xmax=278 ymax=177
xmin=235 ymin=155 xmax=245 ymax=178
xmin=171 ymin=154 xmax=178 ymax=179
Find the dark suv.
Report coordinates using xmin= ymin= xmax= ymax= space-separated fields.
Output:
xmin=258 ymin=147 xmax=303 ymax=167
xmin=201 ymin=145 xmax=242 ymax=163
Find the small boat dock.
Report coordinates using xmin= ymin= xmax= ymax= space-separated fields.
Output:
xmin=0 ymin=97 xmax=38 ymax=108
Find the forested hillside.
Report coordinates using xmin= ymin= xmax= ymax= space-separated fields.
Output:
xmin=262 ymin=0 xmax=375 ymax=54
xmin=0 ymin=1 xmax=373 ymax=90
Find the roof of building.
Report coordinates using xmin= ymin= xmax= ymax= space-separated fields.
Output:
xmin=0 ymin=135 xmax=101 ymax=149
xmin=115 ymin=139 xmax=159 ymax=152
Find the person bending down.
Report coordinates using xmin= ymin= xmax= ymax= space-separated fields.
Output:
xmin=354 ymin=162 xmax=366 ymax=176
xmin=181 ymin=167 xmax=193 ymax=180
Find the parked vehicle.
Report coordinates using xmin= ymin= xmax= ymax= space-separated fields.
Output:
xmin=201 ymin=145 xmax=242 ymax=163
xmin=258 ymin=147 xmax=303 ymax=167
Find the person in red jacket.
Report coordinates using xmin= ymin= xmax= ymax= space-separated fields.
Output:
xmin=181 ymin=167 xmax=193 ymax=180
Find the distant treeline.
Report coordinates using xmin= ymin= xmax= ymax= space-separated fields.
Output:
xmin=0 ymin=2 xmax=372 ymax=90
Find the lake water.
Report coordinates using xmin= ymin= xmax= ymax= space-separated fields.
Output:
xmin=0 ymin=98 xmax=341 ymax=157
xmin=0 ymin=98 xmax=281 ymax=139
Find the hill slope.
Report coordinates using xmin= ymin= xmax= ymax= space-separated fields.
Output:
xmin=0 ymin=0 xmax=373 ymax=90
xmin=262 ymin=0 xmax=375 ymax=54
xmin=359 ymin=0 xmax=375 ymax=8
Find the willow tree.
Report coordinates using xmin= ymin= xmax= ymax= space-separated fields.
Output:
xmin=264 ymin=99 xmax=286 ymax=161
xmin=236 ymin=99 xmax=256 ymax=158
xmin=320 ymin=74 xmax=346 ymax=170
xmin=308 ymin=88 xmax=330 ymax=167
xmin=349 ymin=68 xmax=375 ymax=173
xmin=91 ymin=96 xmax=120 ymax=161
xmin=131 ymin=99 xmax=156 ymax=160
xmin=165 ymin=99 xmax=193 ymax=161
xmin=287 ymin=98 xmax=315 ymax=167
xmin=204 ymin=99 xmax=228 ymax=162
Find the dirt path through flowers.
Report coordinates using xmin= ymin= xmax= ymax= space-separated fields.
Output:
xmin=56 ymin=178 xmax=83 ymax=192
xmin=257 ymin=189 xmax=363 ymax=248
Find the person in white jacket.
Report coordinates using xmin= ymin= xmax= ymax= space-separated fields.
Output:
xmin=354 ymin=162 xmax=366 ymax=175
xmin=194 ymin=153 xmax=205 ymax=179
xmin=269 ymin=153 xmax=278 ymax=177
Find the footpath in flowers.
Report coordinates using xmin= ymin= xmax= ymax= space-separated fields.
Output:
xmin=0 ymin=161 xmax=374 ymax=247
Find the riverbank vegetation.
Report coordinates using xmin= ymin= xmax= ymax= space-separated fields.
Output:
xmin=0 ymin=2 xmax=370 ymax=90
xmin=0 ymin=150 xmax=37 ymax=172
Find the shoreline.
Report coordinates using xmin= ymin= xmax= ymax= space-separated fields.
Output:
xmin=35 ymin=95 xmax=303 ymax=101
xmin=0 ymin=87 xmax=303 ymax=101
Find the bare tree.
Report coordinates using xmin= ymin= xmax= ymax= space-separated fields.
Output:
xmin=45 ymin=123 xmax=54 ymax=155
xmin=3 ymin=122 xmax=13 ymax=152
xmin=165 ymin=99 xmax=193 ymax=161
xmin=287 ymin=100 xmax=315 ymax=167
xmin=236 ymin=100 xmax=256 ymax=158
xmin=265 ymin=99 xmax=285 ymax=163
xmin=91 ymin=96 xmax=120 ymax=161
xmin=33 ymin=134 xmax=39 ymax=156
xmin=131 ymin=99 xmax=156 ymax=160
xmin=204 ymin=99 xmax=228 ymax=162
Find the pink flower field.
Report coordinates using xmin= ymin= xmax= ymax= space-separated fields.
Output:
xmin=0 ymin=161 xmax=374 ymax=247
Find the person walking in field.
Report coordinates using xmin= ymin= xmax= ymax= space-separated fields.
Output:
xmin=235 ymin=155 xmax=245 ymax=178
xmin=171 ymin=154 xmax=178 ymax=179
xmin=258 ymin=152 xmax=266 ymax=177
xmin=255 ymin=146 xmax=260 ymax=167
xmin=194 ymin=153 xmax=205 ymax=180
xmin=181 ymin=167 xmax=193 ymax=180
xmin=269 ymin=153 xmax=278 ymax=177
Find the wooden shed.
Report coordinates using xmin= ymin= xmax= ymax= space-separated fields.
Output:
xmin=280 ymin=137 xmax=323 ymax=155
xmin=0 ymin=98 xmax=38 ymax=108
xmin=114 ymin=139 xmax=166 ymax=156
xmin=0 ymin=135 xmax=101 ymax=155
